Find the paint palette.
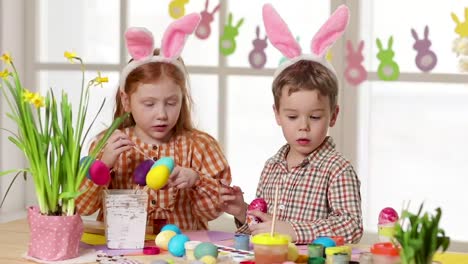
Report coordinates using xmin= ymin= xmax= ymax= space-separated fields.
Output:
xmin=216 ymin=244 xmax=254 ymax=263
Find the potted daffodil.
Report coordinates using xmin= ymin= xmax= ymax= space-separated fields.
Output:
xmin=0 ymin=52 xmax=127 ymax=261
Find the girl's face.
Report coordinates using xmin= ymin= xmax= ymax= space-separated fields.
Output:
xmin=274 ymin=86 xmax=338 ymax=162
xmin=122 ymin=78 xmax=183 ymax=145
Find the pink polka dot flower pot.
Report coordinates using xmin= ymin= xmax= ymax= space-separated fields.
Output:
xmin=27 ymin=206 xmax=84 ymax=261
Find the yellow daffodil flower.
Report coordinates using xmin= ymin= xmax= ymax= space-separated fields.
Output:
xmin=31 ymin=92 xmax=45 ymax=108
xmin=64 ymin=51 xmax=77 ymax=63
xmin=22 ymin=89 xmax=35 ymax=102
xmin=1 ymin=53 xmax=12 ymax=64
xmin=93 ymin=71 xmax=109 ymax=88
xmin=0 ymin=69 xmax=9 ymax=79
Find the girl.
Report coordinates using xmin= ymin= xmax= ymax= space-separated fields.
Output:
xmin=76 ymin=13 xmax=231 ymax=230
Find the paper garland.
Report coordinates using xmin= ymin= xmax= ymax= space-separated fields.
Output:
xmin=219 ymin=13 xmax=244 ymax=56
xmin=196 ymin=0 xmax=220 ymax=40
xmin=376 ymin=36 xmax=400 ymax=81
xmin=411 ymin=26 xmax=437 ymax=72
xmin=168 ymin=0 xmax=190 ymax=19
xmin=345 ymin=40 xmax=368 ymax=86
xmin=451 ymin=7 xmax=468 ymax=72
xmin=248 ymin=26 xmax=268 ymax=69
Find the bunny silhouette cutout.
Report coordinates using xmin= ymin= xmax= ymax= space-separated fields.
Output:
xmin=411 ymin=26 xmax=437 ymax=72
xmin=169 ymin=0 xmax=190 ymax=19
xmin=345 ymin=40 xmax=367 ymax=86
xmin=451 ymin=7 xmax=468 ymax=38
xmin=196 ymin=0 xmax=220 ymax=40
xmin=376 ymin=36 xmax=400 ymax=81
xmin=248 ymin=26 xmax=268 ymax=69
xmin=219 ymin=13 xmax=244 ymax=56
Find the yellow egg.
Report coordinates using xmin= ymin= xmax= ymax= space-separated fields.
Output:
xmin=199 ymin=255 xmax=217 ymax=264
xmin=155 ymin=230 xmax=176 ymax=250
xmin=146 ymin=165 xmax=170 ymax=190
xmin=287 ymin=242 xmax=299 ymax=261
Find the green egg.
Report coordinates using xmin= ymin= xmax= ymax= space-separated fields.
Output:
xmin=194 ymin=242 xmax=218 ymax=259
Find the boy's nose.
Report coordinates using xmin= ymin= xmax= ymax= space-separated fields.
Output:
xmin=299 ymin=118 xmax=310 ymax=131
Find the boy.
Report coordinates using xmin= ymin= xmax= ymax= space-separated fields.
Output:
xmin=220 ymin=4 xmax=363 ymax=244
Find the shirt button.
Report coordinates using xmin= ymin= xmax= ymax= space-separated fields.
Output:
xmin=152 ymin=145 xmax=158 ymax=150
xmin=151 ymin=200 xmax=156 ymax=206
xmin=153 ymin=157 xmax=158 ymax=161
xmin=279 ymin=204 xmax=285 ymax=210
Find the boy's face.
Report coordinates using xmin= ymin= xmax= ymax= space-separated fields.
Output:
xmin=274 ymin=86 xmax=339 ymax=160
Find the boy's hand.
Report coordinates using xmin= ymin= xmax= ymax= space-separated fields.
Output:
xmin=220 ymin=182 xmax=247 ymax=223
xmin=248 ymin=210 xmax=298 ymax=242
xmin=101 ymin=130 xmax=134 ymax=168
xmin=167 ymin=166 xmax=199 ymax=189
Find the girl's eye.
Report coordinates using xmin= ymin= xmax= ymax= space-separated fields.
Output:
xmin=143 ymin=102 xmax=154 ymax=107
xmin=287 ymin=116 xmax=297 ymax=120
xmin=166 ymin=101 xmax=177 ymax=106
xmin=310 ymin=116 xmax=321 ymax=120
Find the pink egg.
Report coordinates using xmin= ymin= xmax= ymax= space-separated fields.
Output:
xmin=378 ymin=207 xmax=399 ymax=225
xmin=89 ymin=160 xmax=111 ymax=186
xmin=248 ymin=198 xmax=267 ymax=212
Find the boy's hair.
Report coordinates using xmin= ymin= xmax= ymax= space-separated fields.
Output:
xmin=114 ymin=49 xmax=195 ymax=135
xmin=272 ymin=60 xmax=338 ymax=111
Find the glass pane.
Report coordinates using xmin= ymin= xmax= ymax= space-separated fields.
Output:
xmin=190 ymin=74 xmax=219 ymax=139
xmin=225 ymin=0 xmax=330 ymax=69
xmin=128 ymin=0 xmax=219 ymax=66
xmin=226 ymin=76 xmax=284 ymax=201
xmin=361 ymin=81 xmax=468 ymax=241
xmin=38 ymin=0 xmax=120 ymax=64
xmin=360 ymin=0 xmax=466 ymax=73
xmin=39 ymin=71 xmax=119 ymax=153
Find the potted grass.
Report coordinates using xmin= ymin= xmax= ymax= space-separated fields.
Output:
xmin=0 ymin=52 xmax=127 ymax=261
xmin=393 ymin=203 xmax=451 ymax=264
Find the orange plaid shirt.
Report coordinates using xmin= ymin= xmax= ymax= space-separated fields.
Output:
xmin=75 ymin=127 xmax=231 ymax=230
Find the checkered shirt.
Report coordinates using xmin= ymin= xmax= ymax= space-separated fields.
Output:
xmin=236 ymin=137 xmax=363 ymax=244
xmin=75 ymin=127 xmax=232 ymax=230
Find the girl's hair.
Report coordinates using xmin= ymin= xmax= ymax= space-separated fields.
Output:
xmin=272 ymin=60 xmax=338 ymax=111
xmin=114 ymin=49 xmax=195 ymax=135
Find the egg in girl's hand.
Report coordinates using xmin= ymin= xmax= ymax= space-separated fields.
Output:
xmin=146 ymin=165 xmax=170 ymax=190
xmin=168 ymin=234 xmax=190 ymax=257
xmin=89 ymin=160 xmax=111 ymax=186
xmin=246 ymin=198 xmax=267 ymax=227
xmin=79 ymin=156 xmax=95 ymax=179
xmin=194 ymin=242 xmax=218 ymax=259
xmin=152 ymin=157 xmax=175 ymax=172
xmin=155 ymin=230 xmax=177 ymax=250
xmin=161 ymin=224 xmax=182 ymax=234
xmin=133 ymin=159 xmax=154 ymax=185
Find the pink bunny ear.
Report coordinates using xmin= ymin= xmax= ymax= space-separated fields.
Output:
xmin=310 ymin=5 xmax=350 ymax=57
xmin=161 ymin=13 xmax=201 ymax=59
xmin=262 ymin=3 xmax=301 ymax=59
xmin=125 ymin=28 xmax=154 ymax=60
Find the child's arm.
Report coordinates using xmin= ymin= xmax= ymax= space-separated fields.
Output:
xmin=290 ymin=167 xmax=363 ymax=244
xmin=186 ymin=133 xmax=232 ymax=221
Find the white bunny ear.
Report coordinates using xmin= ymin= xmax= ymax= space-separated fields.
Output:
xmin=161 ymin=13 xmax=201 ymax=60
xmin=125 ymin=27 xmax=154 ymax=60
xmin=262 ymin=3 xmax=301 ymax=59
xmin=310 ymin=5 xmax=350 ymax=57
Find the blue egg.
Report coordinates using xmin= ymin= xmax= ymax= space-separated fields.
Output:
xmin=161 ymin=224 xmax=181 ymax=234
xmin=194 ymin=242 xmax=218 ymax=259
xmin=168 ymin=234 xmax=190 ymax=257
xmin=152 ymin=156 xmax=175 ymax=172
xmin=79 ymin=156 xmax=95 ymax=179
xmin=312 ymin=236 xmax=336 ymax=249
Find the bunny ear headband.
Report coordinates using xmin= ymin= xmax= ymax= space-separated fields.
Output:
xmin=119 ymin=13 xmax=201 ymax=91
xmin=262 ymin=3 xmax=350 ymax=78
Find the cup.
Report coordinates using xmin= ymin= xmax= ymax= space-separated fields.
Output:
xmin=152 ymin=218 xmax=167 ymax=235
xmin=234 ymin=234 xmax=250 ymax=251
xmin=251 ymin=233 xmax=289 ymax=264
xmin=378 ymin=223 xmax=396 ymax=242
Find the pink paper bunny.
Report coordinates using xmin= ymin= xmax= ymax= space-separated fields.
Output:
xmin=120 ymin=13 xmax=201 ymax=90
xmin=262 ymin=3 xmax=349 ymax=77
xmin=248 ymin=26 xmax=268 ymax=69
xmin=196 ymin=0 xmax=220 ymax=40
xmin=345 ymin=40 xmax=367 ymax=86
xmin=411 ymin=26 xmax=437 ymax=72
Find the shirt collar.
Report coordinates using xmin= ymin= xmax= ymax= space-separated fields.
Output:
xmin=272 ymin=136 xmax=336 ymax=168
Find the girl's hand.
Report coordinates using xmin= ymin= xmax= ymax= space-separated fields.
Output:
xmin=100 ymin=130 xmax=134 ymax=168
xmin=167 ymin=166 xmax=199 ymax=189
xmin=247 ymin=210 xmax=298 ymax=242
xmin=220 ymin=182 xmax=247 ymax=223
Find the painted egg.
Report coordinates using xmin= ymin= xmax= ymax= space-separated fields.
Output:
xmin=248 ymin=198 xmax=267 ymax=212
xmin=89 ymin=160 xmax=110 ymax=186
xmin=152 ymin=156 xmax=175 ymax=172
xmin=312 ymin=236 xmax=336 ymax=249
xmin=378 ymin=207 xmax=399 ymax=225
xmin=133 ymin=159 xmax=154 ymax=185
xmin=79 ymin=156 xmax=95 ymax=179
xmin=146 ymin=165 xmax=170 ymax=190
xmin=287 ymin=242 xmax=299 ymax=261
xmin=161 ymin=224 xmax=182 ymax=234
xmin=155 ymin=230 xmax=177 ymax=250
xmin=150 ymin=260 xmax=169 ymax=264
xmin=194 ymin=242 xmax=218 ymax=259
xmin=168 ymin=234 xmax=190 ymax=257
xmin=199 ymin=255 xmax=217 ymax=264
